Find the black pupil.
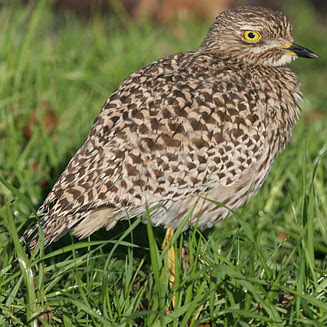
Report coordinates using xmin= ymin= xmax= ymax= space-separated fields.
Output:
xmin=248 ymin=32 xmax=255 ymax=39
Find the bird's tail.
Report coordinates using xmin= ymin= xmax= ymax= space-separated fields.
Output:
xmin=20 ymin=212 xmax=81 ymax=250
xmin=21 ymin=207 xmax=120 ymax=250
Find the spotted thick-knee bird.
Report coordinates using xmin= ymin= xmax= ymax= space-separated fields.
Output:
xmin=25 ymin=6 xmax=317 ymax=249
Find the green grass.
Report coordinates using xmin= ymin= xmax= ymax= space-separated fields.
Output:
xmin=1 ymin=0 xmax=327 ymax=326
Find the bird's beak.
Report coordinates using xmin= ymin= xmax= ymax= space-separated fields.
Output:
xmin=281 ymin=42 xmax=318 ymax=59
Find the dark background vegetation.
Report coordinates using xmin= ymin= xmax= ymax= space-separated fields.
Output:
xmin=37 ymin=0 xmax=327 ymax=23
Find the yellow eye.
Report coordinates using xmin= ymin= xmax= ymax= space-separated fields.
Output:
xmin=243 ymin=30 xmax=262 ymax=42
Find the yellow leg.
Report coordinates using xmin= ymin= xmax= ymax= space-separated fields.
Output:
xmin=161 ymin=227 xmax=175 ymax=288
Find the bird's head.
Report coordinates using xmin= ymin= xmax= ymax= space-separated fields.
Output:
xmin=201 ymin=6 xmax=318 ymax=67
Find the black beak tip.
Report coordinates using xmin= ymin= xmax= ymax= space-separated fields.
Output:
xmin=309 ymin=52 xmax=318 ymax=59
xmin=287 ymin=43 xmax=318 ymax=59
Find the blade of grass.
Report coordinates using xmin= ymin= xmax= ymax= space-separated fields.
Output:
xmin=4 ymin=202 xmax=37 ymax=327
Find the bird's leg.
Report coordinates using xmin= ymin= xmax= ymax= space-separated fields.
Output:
xmin=161 ymin=227 xmax=175 ymax=288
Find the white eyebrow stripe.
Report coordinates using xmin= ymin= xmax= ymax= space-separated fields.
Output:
xmin=240 ymin=25 xmax=263 ymax=31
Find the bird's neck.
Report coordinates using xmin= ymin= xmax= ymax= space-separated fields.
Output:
xmin=253 ymin=66 xmax=302 ymax=157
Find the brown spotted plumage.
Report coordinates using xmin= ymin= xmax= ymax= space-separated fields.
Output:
xmin=25 ymin=6 xmax=317 ymax=248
